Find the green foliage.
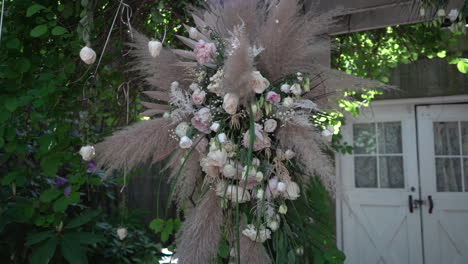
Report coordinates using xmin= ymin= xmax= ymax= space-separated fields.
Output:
xmin=149 ymin=217 xmax=182 ymax=243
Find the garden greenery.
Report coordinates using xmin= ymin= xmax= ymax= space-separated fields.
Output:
xmin=0 ymin=0 xmax=466 ymax=263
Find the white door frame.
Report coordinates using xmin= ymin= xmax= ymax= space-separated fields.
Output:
xmin=336 ymin=94 xmax=468 ymax=262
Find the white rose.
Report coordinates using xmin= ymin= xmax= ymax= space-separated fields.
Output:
xmin=256 ymin=189 xmax=264 ymax=200
xmin=255 ymin=171 xmax=264 ymax=182
xmin=448 ymin=9 xmax=458 ymax=22
xmin=179 ymin=136 xmax=193 ymax=149
xmin=285 ymin=149 xmax=296 ymax=160
xmin=251 ymin=71 xmax=270 ymax=94
xmin=189 ymin=27 xmax=200 ymax=40
xmin=117 ymin=227 xmax=128 ymax=240
xmin=285 ymin=181 xmax=300 ymax=200
xmin=192 ymin=89 xmax=206 ymax=105
xmin=210 ymin=122 xmax=220 ymax=132
xmin=175 ymin=122 xmax=190 ymax=137
xmin=268 ymin=220 xmax=279 ymax=231
xmin=217 ymin=183 xmax=251 ymax=203
xmin=189 ymin=83 xmax=200 ymax=91
xmin=223 ymin=93 xmax=239 ymax=115
xmin=148 ymin=40 xmax=163 ymax=58
xmin=278 ymin=204 xmax=288 ymax=214
xmin=242 ymin=224 xmax=271 ymax=243
xmin=223 ymin=163 xmax=237 ymax=178
xmin=263 ymin=119 xmax=277 ymax=133
xmin=217 ymin=133 xmax=227 ymax=143
xmin=437 ymin=9 xmax=446 ymax=17
xmin=79 ymin=46 xmax=97 ymax=65
xmin=290 ymin=83 xmax=302 ymax=96
xmin=79 ymin=145 xmax=95 ymax=161
xmin=283 ymin=97 xmax=294 ymax=108
xmin=207 ymin=149 xmax=228 ymax=167
xmin=277 ymin=182 xmax=287 ymax=192
xmin=280 ymin=84 xmax=291 ymax=93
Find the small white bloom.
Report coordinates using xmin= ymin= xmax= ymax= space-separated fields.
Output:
xmin=251 ymin=71 xmax=270 ymax=94
xmin=188 ymin=27 xmax=200 ymax=40
xmin=179 ymin=136 xmax=193 ymax=149
xmin=283 ymin=97 xmax=294 ymax=108
xmin=290 ymin=83 xmax=302 ymax=96
xmin=242 ymin=166 xmax=257 ymax=179
xmin=263 ymin=119 xmax=277 ymax=133
xmin=217 ymin=133 xmax=227 ymax=143
xmin=268 ymin=220 xmax=279 ymax=231
xmin=79 ymin=46 xmax=97 ymax=65
xmin=280 ymin=84 xmax=291 ymax=93
xmin=256 ymin=189 xmax=264 ymax=199
xmin=189 ymin=83 xmax=200 ymax=91
xmin=223 ymin=93 xmax=239 ymax=115
xmin=448 ymin=9 xmax=459 ymax=22
xmin=252 ymin=158 xmax=260 ymax=167
xmin=223 ymin=163 xmax=237 ymax=178
xmin=285 ymin=149 xmax=296 ymax=160
xmin=163 ymin=112 xmax=171 ymax=118
xmin=171 ymin=81 xmax=179 ymax=89
xmin=277 ymin=182 xmax=287 ymax=192
xmin=278 ymin=204 xmax=288 ymax=214
xmin=419 ymin=7 xmax=425 ymax=17
xmin=255 ymin=171 xmax=264 ymax=182
xmin=175 ymin=122 xmax=190 ymax=138
xmin=296 ymin=247 xmax=304 ymax=256
xmin=437 ymin=8 xmax=446 ymax=17
xmin=148 ymin=40 xmax=163 ymax=58
xmin=210 ymin=122 xmax=220 ymax=132
xmin=251 ymin=103 xmax=259 ymax=114
xmin=285 ymin=181 xmax=300 ymax=200
xmin=297 ymin=76 xmax=303 ymax=82
xmin=242 ymin=224 xmax=271 ymax=243
xmin=117 ymin=227 xmax=128 ymax=240
xmin=322 ymin=129 xmax=333 ymax=137
xmin=79 ymin=145 xmax=95 ymax=161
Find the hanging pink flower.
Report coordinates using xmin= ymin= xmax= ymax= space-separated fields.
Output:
xmin=191 ymin=107 xmax=212 ymax=134
xmin=194 ymin=40 xmax=217 ymax=65
xmin=243 ymin=124 xmax=271 ymax=151
xmin=266 ymin=91 xmax=281 ymax=104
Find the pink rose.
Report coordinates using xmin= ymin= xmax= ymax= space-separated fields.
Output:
xmin=243 ymin=123 xmax=271 ymax=151
xmin=191 ymin=107 xmax=212 ymax=134
xmin=194 ymin=40 xmax=216 ymax=65
xmin=266 ymin=91 xmax=281 ymax=104
xmin=192 ymin=89 xmax=206 ymax=105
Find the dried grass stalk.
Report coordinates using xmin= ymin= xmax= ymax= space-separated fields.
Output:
xmin=239 ymin=234 xmax=272 ymax=264
xmin=175 ymin=189 xmax=223 ymax=264
xmin=95 ymin=118 xmax=176 ymax=174
xmin=168 ymin=151 xmax=203 ymax=208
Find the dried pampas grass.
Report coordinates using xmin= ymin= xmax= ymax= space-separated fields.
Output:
xmin=175 ymin=189 xmax=223 ymax=264
xmin=168 ymin=151 xmax=203 ymax=208
xmin=238 ymin=233 xmax=272 ymax=264
xmin=95 ymin=118 xmax=176 ymax=174
xmin=277 ymin=122 xmax=335 ymax=195
xmin=128 ymin=31 xmax=195 ymax=91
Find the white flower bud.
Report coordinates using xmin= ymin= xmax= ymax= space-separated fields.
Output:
xmin=283 ymin=97 xmax=294 ymax=108
xmin=148 ymin=40 xmax=163 ymax=58
xmin=217 ymin=133 xmax=227 ymax=143
xmin=268 ymin=220 xmax=279 ymax=231
xmin=79 ymin=46 xmax=97 ymax=65
xmin=280 ymin=84 xmax=291 ymax=93
xmin=179 ymin=136 xmax=193 ymax=149
xmin=117 ymin=227 xmax=128 ymax=240
xmin=223 ymin=163 xmax=237 ymax=178
xmin=285 ymin=149 xmax=296 ymax=160
xmin=285 ymin=181 xmax=300 ymax=200
xmin=448 ymin=9 xmax=459 ymax=22
xmin=277 ymin=182 xmax=287 ymax=192
xmin=252 ymin=158 xmax=260 ymax=167
xmin=175 ymin=122 xmax=190 ymax=138
xmin=255 ymin=171 xmax=264 ymax=182
xmin=210 ymin=122 xmax=220 ymax=132
xmin=189 ymin=83 xmax=200 ymax=91
xmin=278 ymin=204 xmax=288 ymax=214
xmin=290 ymin=83 xmax=302 ymax=96
xmin=264 ymin=119 xmax=277 ymax=133
xmin=256 ymin=189 xmax=264 ymax=199
xmin=419 ymin=7 xmax=425 ymax=17
xmin=189 ymin=27 xmax=199 ymax=40
xmin=79 ymin=145 xmax=95 ymax=161
xmin=296 ymin=247 xmax=304 ymax=256
xmin=163 ymin=112 xmax=171 ymax=118
xmin=437 ymin=9 xmax=446 ymax=17
xmin=171 ymin=81 xmax=179 ymax=89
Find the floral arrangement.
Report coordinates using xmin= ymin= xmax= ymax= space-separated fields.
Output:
xmin=91 ymin=0 xmax=386 ymax=263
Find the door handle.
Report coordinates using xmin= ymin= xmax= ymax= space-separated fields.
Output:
xmin=409 ymin=195 xmax=414 ymax=213
xmin=428 ymin=195 xmax=434 ymax=214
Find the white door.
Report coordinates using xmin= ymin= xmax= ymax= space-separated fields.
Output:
xmin=339 ymin=105 xmax=423 ymax=264
xmin=417 ymin=104 xmax=468 ymax=264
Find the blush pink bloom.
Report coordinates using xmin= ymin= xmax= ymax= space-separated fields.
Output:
xmin=243 ymin=124 xmax=271 ymax=151
xmin=266 ymin=91 xmax=281 ymax=104
xmin=194 ymin=40 xmax=216 ymax=65
xmin=192 ymin=89 xmax=206 ymax=105
xmin=191 ymin=107 xmax=212 ymax=134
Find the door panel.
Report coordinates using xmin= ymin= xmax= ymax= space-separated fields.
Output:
xmin=417 ymin=104 xmax=468 ymax=264
xmin=340 ymin=105 xmax=423 ymax=264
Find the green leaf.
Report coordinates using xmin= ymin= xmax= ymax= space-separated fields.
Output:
xmin=1 ymin=172 xmax=18 ymax=185
xmin=149 ymin=218 xmax=165 ymax=233
xmin=218 ymin=241 xmax=230 ymax=258
xmin=5 ymin=98 xmax=18 ymax=112
xmin=40 ymin=153 xmax=62 ymax=177
xmin=26 ymin=231 xmax=55 ymax=246
xmin=51 ymin=26 xmax=67 ymax=36
xmin=160 ymin=230 xmax=170 ymax=242
xmin=61 ymin=237 xmax=88 ymax=264
xmin=6 ymin=38 xmax=21 ymax=49
xmin=66 ymin=210 xmax=101 ymax=229
xmin=436 ymin=50 xmax=447 ymax=58
xmin=456 ymin=59 xmax=468 ymax=74
xmin=52 ymin=192 xmax=79 ymax=212
xmin=26 ymin=4 xmax=46 ymax=17
xmin=30 ymin=25 xmax=48 ymax=38
xmin=29 ymin=237 xmax=58 ymax=264
xmin=39 ymin=188 xmax=62 ymax=203
xmin=18 ymin=58 xmax=31 ymax=73
xmin=62 ymin=232 xmax=104 ymax=245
